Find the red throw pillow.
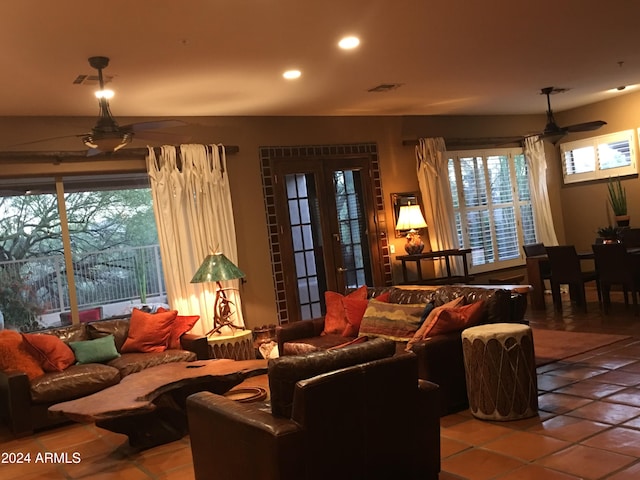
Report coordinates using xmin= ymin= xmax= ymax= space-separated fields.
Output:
xmin=121 ymin=308 xmax=177 ymax=353
xmin=0 ymin=330 xmax=44 ymax=380
xmin=420 ymin=300 xmax=485 ymax=340
xmin=22 ymin=333 xmax=75 ymax=372
xmin=323 ymin=285 xmax=368 ymax=335
xmin=341 ymin=297 xmax=370 ymax=337
xmin=374 ymin=291 xmax=391 ymax=303
xmin=406 ymin=297 xmax=465 ymax=350
xmin=157 ymin=307 xmax=200 ymax=349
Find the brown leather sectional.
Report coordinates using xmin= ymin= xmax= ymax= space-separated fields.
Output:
xmin=277 ymin=285 xmax=528 ymax=415
xmin=0 ymin=317 xmax=208 ymax=436
xmin=187 ymin=338 xmax=441 ymax=480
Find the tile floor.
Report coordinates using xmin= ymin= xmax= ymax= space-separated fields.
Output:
xmin=4 ymin=286 xmax=640 ymax=479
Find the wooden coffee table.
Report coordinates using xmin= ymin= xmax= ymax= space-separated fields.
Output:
xmin=49 ymin=359 xmax=267 ymax=449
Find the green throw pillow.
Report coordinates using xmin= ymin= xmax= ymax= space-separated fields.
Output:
xmin=69 ymin=334 xmax=120 ymax=364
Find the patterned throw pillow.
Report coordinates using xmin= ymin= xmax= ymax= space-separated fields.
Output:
xmin=358 ymin=299 xmax=426 ymax=342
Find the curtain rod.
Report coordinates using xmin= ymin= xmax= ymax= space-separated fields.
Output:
xmin=402 ymin=137 xmax=523 ymax=148
xmin=0 ymin=145 xmax=240 ymax=162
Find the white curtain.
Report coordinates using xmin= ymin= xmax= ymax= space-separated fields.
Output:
xmin=416 ymin=137 xmax=461 ymax=276
xmin=523 ymin=136 xmax=559 ymax=246
xmin=146 ymin=144 xmax=243 ymax=335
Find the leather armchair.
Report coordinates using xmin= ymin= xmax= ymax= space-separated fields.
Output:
xmin=187 ymin=338 xmax=440 ymax=480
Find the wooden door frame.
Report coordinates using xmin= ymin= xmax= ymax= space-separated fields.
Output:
xmin=260 ymin=143 xmax=392 ymax=325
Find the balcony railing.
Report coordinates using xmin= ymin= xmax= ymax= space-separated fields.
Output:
xmin=0 ymin=245 xmax=166 ymax=317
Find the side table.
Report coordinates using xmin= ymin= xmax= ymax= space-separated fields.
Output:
xmin=207 ymin=329 xmax=254 ymax=360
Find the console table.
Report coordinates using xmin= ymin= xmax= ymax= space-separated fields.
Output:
xmin=397 ymin=248 xmax=472 ymax=284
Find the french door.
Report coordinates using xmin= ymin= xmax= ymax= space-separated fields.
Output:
xmin=272 ymin=156 xmax=382 ymax=322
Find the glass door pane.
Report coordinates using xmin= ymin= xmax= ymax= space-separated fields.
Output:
xmin=285 ymin=173 xmax=325 ymax=320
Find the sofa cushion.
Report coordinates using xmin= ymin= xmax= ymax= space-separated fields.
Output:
xmin=87 ymin=318 xmax=131 ymax=351
xmin=358 ymin=299 xmax=425 ymax=341
xmin=30 ymin=363 xmax=121 ymax=404
xmin=0 ymin=330 xmax=44 ymax=380
xmin=323 ymin=285 xmax=368 ymax=335
xmin=22 ymin=333 xmax=76 ymax=372
xmin=107 ymin=349 xmax=196 ymax=377
xmin=269 ymin=337 xmax=396 ymax=417
xmin=121 ymin=308 xmax=177 ymax=353
xmin=69 ymin=335 xmax=121 ymax=364
xmin=45 ymin=323 xmax=89 ymax=344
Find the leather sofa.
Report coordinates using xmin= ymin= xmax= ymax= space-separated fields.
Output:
xmin=277 ymin=285 xmax=527 ymax=415
xmin=0 ymin=317 xmax=208 ymax=436
xmin=187 ymin=338 xmax=440 ymax=480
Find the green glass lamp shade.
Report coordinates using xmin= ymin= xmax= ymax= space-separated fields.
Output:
xmin=191 ymin=253 xmax=245 ymax=283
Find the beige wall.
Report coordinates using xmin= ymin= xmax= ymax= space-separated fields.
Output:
xmin=1 ymin=88 xmax=639 ymax=327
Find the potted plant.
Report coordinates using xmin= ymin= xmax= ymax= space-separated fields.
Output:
xmin=608 ymin=178 xmax=629 ymax=227
xmin=597 ymin=226 xmax=620 ymax=244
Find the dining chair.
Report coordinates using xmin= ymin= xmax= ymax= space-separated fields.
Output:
xmin=523 ymin=242 xmax=552 ymax=285
xmin=592 ymin=243 xmax=640 ymax=315
xmin=619 ymin=228 xmax=640 ymax=248
xmin=545 ymin=245 xmax=600 ymax=313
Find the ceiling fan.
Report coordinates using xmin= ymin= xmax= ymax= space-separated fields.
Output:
xmin=80 ymin=56 xmax=186 ymax=155
xmin=7 ymin=56 xmax=187 ymax=155
xmin=534 ymin=86 xmax=607 ymax=143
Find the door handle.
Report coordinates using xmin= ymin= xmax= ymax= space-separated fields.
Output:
xmin=337 ymin=267 xmax=347 ymax=273
xmin=333 ymin=233 xmax=340 ymax=243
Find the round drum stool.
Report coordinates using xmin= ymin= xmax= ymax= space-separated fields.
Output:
xmin=462 ymin=323 xmax=538 ymax=421
xmin=207 ymin=329 xmax=254 ymax=360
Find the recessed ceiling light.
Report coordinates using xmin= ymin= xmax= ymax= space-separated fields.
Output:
xmin=283 ymin=70 xmax=301 ymax=80
xmin=338 ymin=36 xmax=360 ymax=50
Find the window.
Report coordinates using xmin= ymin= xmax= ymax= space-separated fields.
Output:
xmin=447 ymin=148 xmax=536 ymax=273
xmin=0 ymin=174 xmax=165 ymax=332
xmin=560 ymin=130 xmax=636 ymax=184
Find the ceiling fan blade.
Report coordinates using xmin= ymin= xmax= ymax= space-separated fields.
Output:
xmin=134 ymin=130 xmax=193 ymax=144
xmin=564 ymin=120 xmax=607 ymax=133
xmin=4 ymin=133 xmax=87 ymax=148
xmin=124 ymin=120 xmax=188 ymax=132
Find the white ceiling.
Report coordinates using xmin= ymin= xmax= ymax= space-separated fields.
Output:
xmin=3 ymin=0 xmax=640 ymax=118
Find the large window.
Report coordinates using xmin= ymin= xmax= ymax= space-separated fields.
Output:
xmin=0 ymin=174 xmax=165 ymax=332
xmin=560 ymin=130 xmax=636 ymax=184
xmin=447 ymin=148 xmax=536 ymax=273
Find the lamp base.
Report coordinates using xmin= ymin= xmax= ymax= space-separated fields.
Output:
xmin=405 ymin=231 xmax=425 ymax=255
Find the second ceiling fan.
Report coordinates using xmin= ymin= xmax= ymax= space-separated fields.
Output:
xmin=534 ymin=86 xmax=606 ymax=143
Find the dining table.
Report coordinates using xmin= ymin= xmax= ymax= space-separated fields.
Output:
xmin=527 ymin=246 xmax=640 ymax=310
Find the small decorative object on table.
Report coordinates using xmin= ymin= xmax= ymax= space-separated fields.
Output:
xmin=608 ymin=178 xmax=629 ymax=227
xmin=395 ymin=202 xmax=428 ymax=255
xmin=597 ymin=225 xmax=620 ymax=244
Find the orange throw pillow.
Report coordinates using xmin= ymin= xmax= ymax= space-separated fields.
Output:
xmin=341 ymin=297 xmax=370 ymax=337
xmin=157 ymin=307 xmax=200 ymax=349
xmin=323 ymin=285 xmax=368 ymax=335
xmin=0 ymin=330 xmax=44 ymax=380
xmin=407 ymin=299 xmax=486 ymax=351
xmin=121 ymin=308 xmax=177 ymax=353
xmin=22 ymin=333 xmax=75 ymax=372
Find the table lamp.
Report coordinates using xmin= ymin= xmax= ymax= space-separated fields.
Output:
xmin=396 ymin=202 xmax=428 ymax=255
xmin=191 ymin=252 xmax=245 ymax=336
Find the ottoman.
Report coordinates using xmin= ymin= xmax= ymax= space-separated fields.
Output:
xmin=462 ymin=323 xmax=538 ymax=421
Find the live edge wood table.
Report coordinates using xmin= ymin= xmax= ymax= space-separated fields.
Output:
xmin=49 ymin=359 xmax=267 ymax=450
xmin=397 ymin=248 xmax=473 ymax=284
